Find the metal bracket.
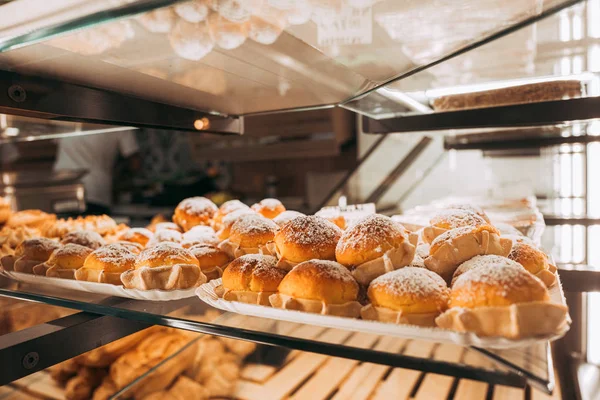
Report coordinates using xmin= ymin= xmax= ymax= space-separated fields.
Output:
xmin=0 ymin=311 xmax=150 ymax=385
xmin=0 ymin=70 xmax=242 ymax=135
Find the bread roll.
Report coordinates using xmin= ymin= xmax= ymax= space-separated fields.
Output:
xmin=436 ymin=260 xmax=567 ymax=338
xmin=273 ymin=210 xmax=305 ymax=227
xmin=188 ymin=244 xmax=231 ymax=281
xmin=75 ymin=244 xmax=136 ymax=285
xmin=361 ymin=267 xmax=449 ymax=326
xmin=215 ymin=208 xmax=255 ymax=240
xmin=451 ymin=255 xmax=521 ymax=287
xmin=212 ymin=199 xmax=249 ymax=230
xmin=270 ymin=260 xmax=361 ymax=317
xmin=0 ymin=226 xmax=40 ymax=258
xmin=154 ymin=222 xmax=182 ymax=232
xmin=146 ymin=229 xmax=183 ymax=248
xmin=6 ymin=209 xmax=56 ymax=232
xmin=221 ymin=254 xmax=286 ymax=305
xmin=3 ymin=238 xmax=60 ymax=273
xmin=34 ymin=243 xmax=92 ymax=278
xmin=182 ymin=226 xmax=220 ymax=248
xmin=251 ymin=198 xmax=285 ymax=219
xmin=442 ymin=204 xmax=490 ymax=223
xmin=335 ymin=214 xmax=415 ymax=285
xmin=113 ymin=241 xmax=144 ymax=254
xmin=219 ymin=214 xmax=277 ymax=258
xmin=61 ymin=230 xmax=106 ymax=250
xmin=173 ymin=197 xmax=218 ymax=231
xmin=422 ymin=209 xmax=488 ymax=244
xmin=118 ymin=228 xmax=153 ymax=247
xmin=273 ymin=215 xmax=341 ymax=270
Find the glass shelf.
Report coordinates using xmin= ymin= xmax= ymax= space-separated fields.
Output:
xmin=0 ymin=282 xmax=554 ymax=393
xmin=0 ymin=0 xmax=580 ymax=119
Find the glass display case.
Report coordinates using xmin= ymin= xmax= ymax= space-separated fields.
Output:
xmin=1 ymin=1 xmax=599 ymax=399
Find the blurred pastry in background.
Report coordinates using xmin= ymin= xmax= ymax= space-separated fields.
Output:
xmin=146 ymin=229 xmax=183 ymax=248
xmin=169 ymin=19 xmax=215 ymax=61
xmin=175 ymin=0 xmax=210 ymax=22
xmin=182 ymin=226 xmax=220 ymax=248
xmin=118 ymin=228 xmax=154 ymax=248
xmin=6 ymin=209 xmax=56 ymax=232
xmin=61 ymin=230 xmax=106 ymax=250
xmin=272 ymin=210 xmax=305 ymax=227
xmin=218 ymin=213 xmax=277 ymax=257
xmin=173 ymin=197 xmax=218 ymax=231
xmin=137 ymin=7 xmax=177 ymax=33
xmin=212 ymin=199 xmax=250 ymax=231
xmin=2 ymin=238 xmax=60 ymax=273
xmin=208 ymin=13 xmax=248 ymax=49
xmin=422 ymin=209 xmax=488 ymax=244
xmin=154 ymin=222 xmax=183 ymax=232
xmin=34 ymin=243 xmax=93 ymax=278
xmin=251 ymin=198 xmax=285 ymax=219
xmin=188 ymin=244 xmax=230 ymax=281
xmin=0 ymin=226 xmax=40 ymax=257
xmin=0 ymin=197 xmax=11 ymax=224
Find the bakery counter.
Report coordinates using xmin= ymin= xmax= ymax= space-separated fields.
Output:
xmin=0 ymin=282 xmax=553 ymax=393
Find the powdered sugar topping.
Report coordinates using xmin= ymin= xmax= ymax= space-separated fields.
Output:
xmin=119 ymin=228 xmax=153 ymax=241
xmin=278 ymin=215 xmax=340 ymax=246
xmin=254 ymin=198 xmax=283 ymax=211
xmin=92 ymin=244 xmax=137 ymax=264
xmin=294 ymin=260 xmax=356 ymax=284
xmin=430 ymin=209 xmax=487 ymax=229
xmin=136 ymin=243 xmax=196 ymax=265
xmin=176 ymin=197 xmax=217 ymax=216
xmin=370 ymin=267 xmax=448 ymax=298
xmin=60 ymin=230 xmax=105 ymax=249
xmin=52 ymin=243 xmax=93 ymax=259
xmin=218 ymin=200 xmax=249 ymax=215
xmin=231 ymin=214 xmax=277 ymax=235
xmin=273 ymin=210 xmax=305 ymax=227
xmin=453 ymin=258 xmax=531 ymax=290
xmin=336 ymin=214 xmax=405 ymax=254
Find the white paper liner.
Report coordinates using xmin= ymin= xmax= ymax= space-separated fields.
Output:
xmin=422 ymin=226 xmax=446 ymax=244
xmin=14 ymin=258 xmax=43 ymax=274
xmin=351 ymin=244 xmax=416 ymax=286
xmin=221 ymin=286 xmax=275 ymax=306
xmin=32 ymin=262 xmax=52 ymax=276
xmin=265 ymin=242 xmax=298 ymax=272
xmin=0 ymin=270 xmax=198 ymax=300
xmin=435 ymin=301 xmax=569 ymax=339
xmin=360 ymin=304 xmax=439 ymax=327
xmin=535 ymin=268 xmax=557 ymax=288
xmin=75 ymin=268 xmax=123 ymax=285
xmin=121 ymin=264 xmax=207 ymax=290
xmin=0 ymin=255 xmax=16 ymax=271
xmin=202 ymin=266 xmax=223 ymax=282
xmin=196 ymin=278 xmax=571 ymax=349
xmin=269 ymin=293 xmax=362 ymax=318
xmin=218 ymin=239 xmax=272 ymax=258
xmin=45 ymin=266 xmax=76 ymax=280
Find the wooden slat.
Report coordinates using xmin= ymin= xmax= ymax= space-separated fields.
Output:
xmin=413 ymin=344 xmax=464 ymax=400
xmin=289 ymin=333 xmax=380 ymax=400
xmin=493 ymin=385 xmax=526 ymax=400
xmin=240 ymin=364 xmax=278 ymax=383
xmin=15 ymin=373 xmax=63 ymax=400
xmin=531 ymin=386 xmax=561 ymax=400
xmin=454 ymin=379 xmax=489 ymax=400
xmin=462 ymin=349 xmax=496 ymax=370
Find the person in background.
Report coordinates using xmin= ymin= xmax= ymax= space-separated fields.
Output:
xmin=54 ymin=131 xmax=140 ymax=215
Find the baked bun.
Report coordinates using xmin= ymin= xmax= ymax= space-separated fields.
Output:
xmin=251 ymin=198 xmax=285 ymax=219
xmin=61 ymin=230 xmax=106 ymax=250
xmin=216 ymin=208 xmax=255 ymax=240
xmin=436 ymin=260 xmax=567 ymax=338
xmin=361 ymin=267 xmax=449 ymax=326
xmin=335 ymin=214 xmax=415 ymax=285
xmin=451 ymin=255 xmax=520 ymax=287
xmin=153 ymin=222 xmax=182 ymax=232
xmin=146 ymin=229 xmax=183 ymax=248
xmin=173 ymin=197 xmax=218 ymax=231
xmin=272 ymin=210 xmax=305 ymax=227
xmin=34 ymin=244 xmax=93 ymax=279
xmin=422 ymin=209 xmax=488 ymax=244
xmin=118 ymin=228 xmax=153 ymax=247
xmin=444 ymin=204 xmax=490 ymax=223
xmin=188 ymin=244 xmax=231 ymax=281
xmin=270 ymin=260 xmax=361 ymax=317
xmin=75 ymin=244 xmax=136 ymax=285
xmin=114 ymin=241 xmax=144 ymax=254
xmin=221 ymin=254 xmax=285 ymax=305
xmin=45 ymin=215 xmax=117 ymax=238
xmin=121 ymin=243 xmax=205 ymax=290
xmin=508 ymin=242 xmax=556 ymax=287
xmin=2 ymin=238 xmax=60 ymax=273
xmin=0 ymin=226 xmax=40 ymax=258
xmin=272 ymin=215 xmax=341 ymax=270
xmin=424 ymin=225 xmax=512 ymax=284
xmin=212 ymin=200 xmax=249 ymax=230
xmin=219 ymin=214 xmax=277 ymax=258
xmin=181 ymin=226 xmax=220 ymax=248
xmin=0 ymin=198 xmax=11 ymax=224
xmin=6 ymin=210 xmax=56 ymax=232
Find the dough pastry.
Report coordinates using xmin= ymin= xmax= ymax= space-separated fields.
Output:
xmin=173 ymin=196 xmax=218 ymax=231
xmin=34 ymin=243 xmax=92 ymax=279
xmin=1 ymin=238 xmax=60 ymax=273
xmin=508 ymin=241 xmax=556 ymax=287
xmin=211 ymin=199 xmax=249 ymax=231
xmin=272 ymin=210 xmax=305 ymax=228
xmin=422 ymin=209 xmax=488 ymax=244
xmin=75 ymin=244 xmax=136 ymax=285
xmin=188 ymin=244 xmax=230 ymax=281
xmin=251 ymin=198 xmax=285 ymax=219
xmin=218 ymin=214 xmax=277 ymax=258
xmin=61 ymin=230 xmax=106 ymax=250
xmin=118 ymin=228 xmax=153 ymax=247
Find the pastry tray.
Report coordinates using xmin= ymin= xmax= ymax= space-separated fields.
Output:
xmin=0 ymin=270 xmax=197 ymax=301
xmin=196 ymin=275 xmax=570 ymax=349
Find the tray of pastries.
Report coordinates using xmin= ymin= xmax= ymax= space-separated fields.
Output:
xmin=196 ymin=203 xmax=569 ymax=349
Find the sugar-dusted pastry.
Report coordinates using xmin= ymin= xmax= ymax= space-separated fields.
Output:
xmin=443 ymin=204 xmax=490 ymax=223
xmin=114 ymin=241 xmax=144 ymax=254
xmin=221 ymin=254 xmax=286 ymax=306
xmin=121 ymin=243 xmax=206 ymax=290
xmin=0 ymin=198 xmax=11 ymax=224
xmin=61 ymin=230 xmax=106 ymax=250
xmin=1 ymin=238 xmax=60 ymax=273
xmin=361 ymin=267 xmax=450 ymax=326
xmin=436 ymin=260 xmax=569 ymax=338
xmin=450 ymin=255 xmax=521 ymax=287
xmin=46 ymin=215 xmax=117 ymax=238
xmin=118 ymin=228 xmax=154 ymax=247
xmin=315 ymin=208 xmax=346 ymax=230
xmin=181 ymin=225 xmax=220 ymax=248
xmin=272 ymin=210 xmax=305 ymax=228
xmin=136 ymin=7 xmax=176 ymax=33
xmin=424 ymin=225 xmax=512 ymax=284
xmin=251 ymin=198 xmax=285 ymax=219
xmin=146 ymin=229 xmax=183 ymax=248
xmin=188 ymin=244 xmax=231 ymax=281
xmin=154 ymin=222 xmax=182 ymax=232
xmin=212 ymin=200 xmax=249 ymax=230
xmin=6 ymin=209 xmax=56 ymax=232
xmin=75 ymin=244 xmax=136 ymax=285
xmin=422 ymin=209 xmax=488 ymax=244
xmin=33 ymin=243 xmax=93 ymax=278
xmin=271 ymin=215 xmax=341 ymax=271
xmin=508 ymin=242 xmax=556 ymax=287
xmin=335 ymin=214 xmax=415 ymax=286
xmin=270 ymin=260 xmax=361 ymax=317
xmin=215 ymin=208 xmax=255 ymax=240
xmin=146 ymin=214 xmax=170 ymax=232
xmin=173 ymin=197 xmax=218 ymax=231
xmin=0 ymin=226 xmax=40 ymax=257
xmin=218 ymin=214 xmax=277 ymax=258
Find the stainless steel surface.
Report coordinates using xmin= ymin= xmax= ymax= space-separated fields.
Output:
xmin=0 ymin=311 xmax=150 ymax=385
xmin=5 ymin=183 xmax=86 ymax=213
xmin=0 ymin=169 xmax=87 ymax=188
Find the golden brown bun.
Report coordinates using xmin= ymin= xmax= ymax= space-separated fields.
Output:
xmin=251 ymin=198 xmax=285 ymax=219
xmin=6 ymin=209 xmax=56 ymax=232
xmin=336 ymin=214 xmax=410 ymax=266
xmin=14 ymin=238 xmax=60 ymax=262
xmin=274 ymin=215 xmax=341 ymax=263
xmin=0 ymin=226 xmax=40 ymax=257
xmin=146 ymin=214 xmax=170 ymax=232
xmin=76 ymin=244 xmax=136 ymax=285
xmin=146 ymin=229 xmax=183 ymax=248
xmin=450 ymin=261 xmax=549 ymax=309
xmin=173 ymin=197 xmax=218 ymax=231
xmin=216 ymin=208 xmax=256 ymax=240
xmin=443 ymin=204 xmax=490 ymax=223
xmin=135 ymin=243 xmax=199 ymax=269
xmin=212 ymin=200 xmax=249 ymax=229
xmin=154 ymin=222 xmax=182 ymax=232
xmin=423 ymin=209 xmax=487 ymax=243
xmin=229 ymin=214 xmax=277 ymax=248
xmin=181 ymin=225 xmax=220 ymax=248
xmin=45 ymin=215 xmax=117 ymax=238
xmin=278 ymin=260 xmax=359 ymax=304
xmin=272 ymin=210 xmax=305 ymax=227
xmin=118 ymin=228 xmax=153 ymax=247
xmin=451 ymin=255 xmax=520 ymax=287
xmin=508 ymin=242 xmax=550 ymax=276
xmin=61 ymin=230 xmax=106 ymax=249
xmin=222 ymin=254 xmax=284 ymax=293
xmin=367 ymin=267 xmax=449 ymax=314
xmin=188 ymin=244 xmax=231 ymax=270
xmin=114 ymin=241 xmax=144 ymax=254
xmin=326 ymin=215 xmax=346 ymax=230
xmin=35 ymin=243 xmax=92 ymax=276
